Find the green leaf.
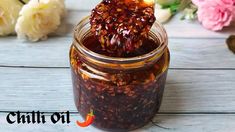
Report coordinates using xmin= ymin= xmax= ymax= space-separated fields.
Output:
xmin=158 ymin=0 xmax=190 ymax=13
xmin=169 ymin=3 xmax=180 ymax=13
xmin=156 ymin=0 xmax=180 ymax=6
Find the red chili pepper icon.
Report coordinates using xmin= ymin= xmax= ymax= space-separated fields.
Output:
xmin=76 ymin=110 xmax=95 ymax=127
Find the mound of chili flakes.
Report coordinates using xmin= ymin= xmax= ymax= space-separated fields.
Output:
xmin=90 ymin=0 xmax=156 ymax=55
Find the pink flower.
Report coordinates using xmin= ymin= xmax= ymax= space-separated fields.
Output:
xmin=192 ymin=0 xmax=205 ymax=6
xmin=192 ymin=0 xmax=234 ymax=31
xmin=193 ymin=0 xmax=235 ymax=6
xmin=218 ymin=0 xmax=235 ymax=5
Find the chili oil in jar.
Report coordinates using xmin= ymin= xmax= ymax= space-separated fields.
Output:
xmin=70 ymin=17 xmax=170 ymax=131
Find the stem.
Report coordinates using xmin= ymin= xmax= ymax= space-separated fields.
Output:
xmin=18 ymin=0 xmax=26 ymax=4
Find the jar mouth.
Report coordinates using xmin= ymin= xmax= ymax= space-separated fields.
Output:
xmin=74 ymin=16 xmax=168 ymax=65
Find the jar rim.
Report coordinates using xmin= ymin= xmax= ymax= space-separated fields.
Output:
xmin=74 ymin=16 xmax=168 ymax=65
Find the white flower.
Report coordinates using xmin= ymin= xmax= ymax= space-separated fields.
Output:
xmin=155 ymin=4 xmax=172 ymax=23
xmin=15 ymin=0 xmax=65 ymax=41
xmin=0 ymin=0 xmax=23 ymax=36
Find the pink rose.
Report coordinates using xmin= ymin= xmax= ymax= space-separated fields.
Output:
xmin=192 ymin=0 xmax=206 ymax=6
xmin=218 ymin=0 xmax=235 ymax=5
xmin=192 ymin=0 xmax=234 ymax=31
xmin=193 ymin=0 xmax=235 ymax=6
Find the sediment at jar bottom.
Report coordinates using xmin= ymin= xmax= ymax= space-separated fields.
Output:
xmin=72 ymin=69 xmax=168 ymax=130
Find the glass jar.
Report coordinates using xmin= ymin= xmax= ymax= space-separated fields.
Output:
xmin=70 ymin=17 xmax=170 ymax=131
